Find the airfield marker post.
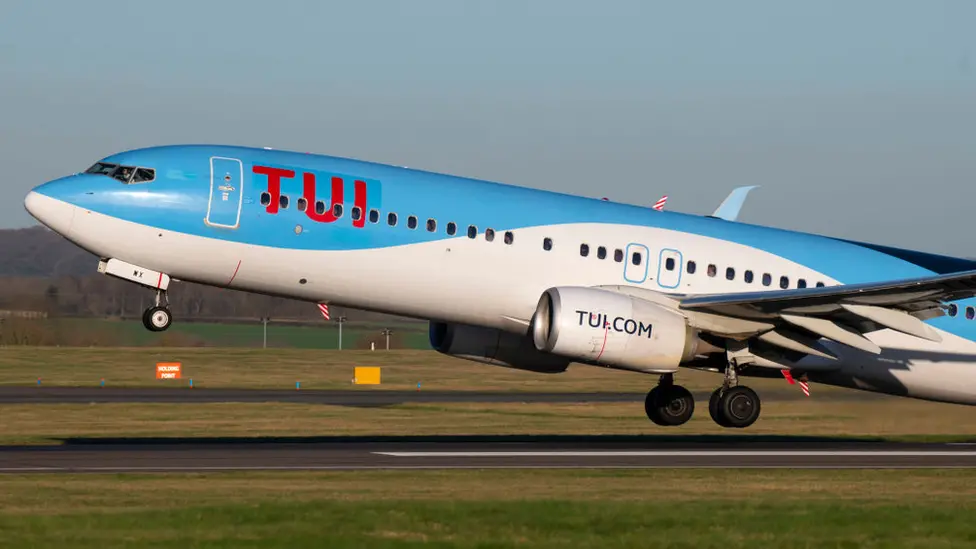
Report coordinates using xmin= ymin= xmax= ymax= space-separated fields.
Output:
xmin=336 ymin=316 xmax=347 ymax=350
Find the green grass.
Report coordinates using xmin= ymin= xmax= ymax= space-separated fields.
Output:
xmin=0 ymin=470 xmax=974 ymax=548
xmin=2 ymin=317 xmax=432 ymax=349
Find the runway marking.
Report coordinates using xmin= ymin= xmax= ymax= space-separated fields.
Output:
xmin=375 ymin=450 xmax=976 ymax=457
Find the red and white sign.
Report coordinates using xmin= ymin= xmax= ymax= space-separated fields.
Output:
xmin=317 ymin=303 xmax=331 ymax=320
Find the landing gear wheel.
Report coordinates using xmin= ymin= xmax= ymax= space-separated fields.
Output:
xmin=645 ymin=385 xmax=695 ymax=426
xmin=708 ymin=388 xmax=731 ymax=428
xmin=644 ymin=387 xmax=667 ymax=426
xmin=717 ymin=386 xmax=761 ymax=429
xmin=143 ymin=306 xmax=172 ymax=332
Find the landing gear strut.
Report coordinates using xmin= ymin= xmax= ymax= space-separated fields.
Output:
xmin=142 ymin=289 xmax=172 ymax=332
xmin=708 ymin=358 xmax=762 ymax=429
xmin=644 ymin=374 xmax=695 ymax=426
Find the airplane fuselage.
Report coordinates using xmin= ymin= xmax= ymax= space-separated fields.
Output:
xmin=24 ymin=144 xmax=976 ymax=418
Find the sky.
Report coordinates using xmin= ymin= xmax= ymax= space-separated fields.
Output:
xmin=1 ymin=1 xmax=974 ymax=255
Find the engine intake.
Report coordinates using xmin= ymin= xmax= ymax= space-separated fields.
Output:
xmin=531 ymin=286 xmax=702 ymax=373
xmin=429 ymin=321 xmax=570 ymax=374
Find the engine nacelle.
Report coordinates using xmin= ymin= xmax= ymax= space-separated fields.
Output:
xmin=429 ymin=321 xmax=570 ymax=374
xmin=531 ymin=286 xmax=702 ymax=373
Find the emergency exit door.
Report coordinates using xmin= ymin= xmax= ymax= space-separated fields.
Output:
xmin=206 ymin=156 xmax=244 ymax=229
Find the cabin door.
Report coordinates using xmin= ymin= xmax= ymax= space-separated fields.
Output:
xmin=206 ymin=156 xmax=244 ymax=229
xmin=623 ymin=243 xmax=650 ymax=283
xmin=656 ymin=248 xmax=683 ymax=289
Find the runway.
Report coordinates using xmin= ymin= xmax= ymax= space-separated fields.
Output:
xmin=0 ymin=386 xmax=877 ymax=406
xmin=1 ymin=437 xmax=974 ymax=472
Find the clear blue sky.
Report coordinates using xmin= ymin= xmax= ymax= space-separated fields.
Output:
xmin=2 ymin=1 xmax=973 ymax=254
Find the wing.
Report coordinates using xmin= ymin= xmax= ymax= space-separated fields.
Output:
xmin=675 ymin=269 xmax=976 ymax=363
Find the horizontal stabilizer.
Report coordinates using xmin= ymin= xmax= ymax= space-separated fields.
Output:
xmin=780 ymin=314 xmax=882 ymax=355
xmin=840 ymin=303 xmax=942 ymax=343
xmin=710 ymin=186 xmax=759 ymax=222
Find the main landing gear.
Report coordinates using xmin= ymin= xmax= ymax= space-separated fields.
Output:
xmin=142 ymin=289 xmax=172 ymax=332
xmin=644 ymin=362 xmax=762 ymax=429
xmin=644 ymin=374 xmax=695 ymax=426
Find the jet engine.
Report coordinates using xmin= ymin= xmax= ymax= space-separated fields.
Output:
xmin=429 ymin=321 xmax=570 ymax=374
xmin=531 ymin=286 xmax=705 ymax=373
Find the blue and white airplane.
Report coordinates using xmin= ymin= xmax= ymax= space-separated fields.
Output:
xmin=23 ymin=145 xmax=976 ymax=428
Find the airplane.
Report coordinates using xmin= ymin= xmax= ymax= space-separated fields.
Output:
xmin=22 ymin=144 xmax=976 ymax=429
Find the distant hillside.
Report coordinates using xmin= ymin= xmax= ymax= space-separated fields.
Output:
xmin=0 ymin=226 xmax=417 ymax=324
xmin=0 ymin=226 xmax=96 ymax=277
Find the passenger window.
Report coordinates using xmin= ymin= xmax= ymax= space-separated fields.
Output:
xmin=816 ymin=281 xmax=825 ymax=288
xmin=316 ymin=201 xmax=326 ymax=215
xmin=543 ymin=237 xmax=553 ymax=251
xmin=407 ymin=216 xmax=418 ymax=229
xmin=726 ymin=267 xmax=735 ymax=280
xmin=762 ymin=273 xmax=772 ymax=286
xmin=967 ymin=306 xmax=975 ymax=320
xmin=707 ymin=264 xmax=717 ymax=277
xmin=296 ymin=198 xmax=308 ymax=212
xmin=446 ymin=222 xmax=457 ymax=236
xmin=351 ymin=207 xmax=362 ymax=221
xmin=744 ymin=270 xmax=754 ymax=283
xmin=369 ymin=209 xmax=379 ymax=223
xmin=949 ymin=304 xmax=958 ymax=317
xmin=388 ymin=212 xmax=398 ymax=226
xmin=279 ymin=195 xmax=289 ymax=209
xmin=131 ymin=168 xmax=155 ymax=183
xmin=666 ymin=258 xmax=675 ymax=271
xmin=485 ymin=228 xmax=495 ymax=242
xmin=426 ymin=218 xmax=436 ymax=232
xmin=467 ymin=225 xmax=477 ymax=238
xmin=797 ymin=279 xmax=807 ymax=289
xmin=614 ymin=249 xmax=624 ymax=262
xmin=687 ymin=261 xmax=696 ymax=274
xmin=504 ymin=231 xmax=514 ymax=245
xmin=581 ymin=244 xmax=590 ymax=257
xmin=597 ymin=246 xmax=607 ymax=260
xmin=260 ymin=192 xmax=271 ymax=206
xmin=780 ymin=276 xmax=789 ymax=289
xmin=632 ymin=252 xmax=642 ymax=266
xmin=333 ymin=203 xmax=343 ymax=218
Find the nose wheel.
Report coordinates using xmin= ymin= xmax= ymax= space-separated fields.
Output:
xmin=143 ymin=306 xmax=172 ymax=332
xmin=142 ymin=289 xmax=172 ymax=332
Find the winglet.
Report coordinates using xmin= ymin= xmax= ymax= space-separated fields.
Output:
xmin=709 ymin=186 xmax=759 ymax=221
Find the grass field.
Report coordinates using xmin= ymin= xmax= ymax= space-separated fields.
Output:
xmin=2 ymin=349 xmax=976 ymax=547
xmin=1 ymin=470 xmax=974 ymax=548
xmin=2 ymin=317 xmax=433 ymax=349
xmin=2 ymin=348 xmax=976 ymax=444
xmin=0 ymin=346 xmax=848 ymax=392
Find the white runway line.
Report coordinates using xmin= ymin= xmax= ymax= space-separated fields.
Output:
xmin=374 ymin=450 xmax=976 ymax=457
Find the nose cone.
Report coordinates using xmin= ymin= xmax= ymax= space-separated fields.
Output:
xmin=24 ymin=189 xmax=77 ymax=237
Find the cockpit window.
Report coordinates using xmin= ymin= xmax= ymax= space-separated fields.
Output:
xmin=112 ymin=166 xmax=136 ymax=183
xmin=85 ymin=162 xmax=118 ymax=175
xmin=84 ymin=162 xmax=155 ymax=184
xmin=131 ymin=168 xmax=155 ymax=183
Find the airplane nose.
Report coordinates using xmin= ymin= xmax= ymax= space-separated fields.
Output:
xmin=24 ymin=190 xmax=77 ymax=237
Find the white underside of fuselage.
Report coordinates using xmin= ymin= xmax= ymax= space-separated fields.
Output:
xmin=38 ymin=193 xmax=976 ymax=406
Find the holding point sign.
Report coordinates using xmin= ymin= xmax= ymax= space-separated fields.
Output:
xmin=156 ymin=362 xmax=182 ymax=380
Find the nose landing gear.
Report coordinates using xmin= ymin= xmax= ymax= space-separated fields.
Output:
xmin=142 ymin=289 xmax=172 ymax=332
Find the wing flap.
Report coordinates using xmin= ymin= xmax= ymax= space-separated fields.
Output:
xmin=839 ymin=303 xmax=942 ymax=343
xmin=779 ymin=314 xmax=882 ymax=355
